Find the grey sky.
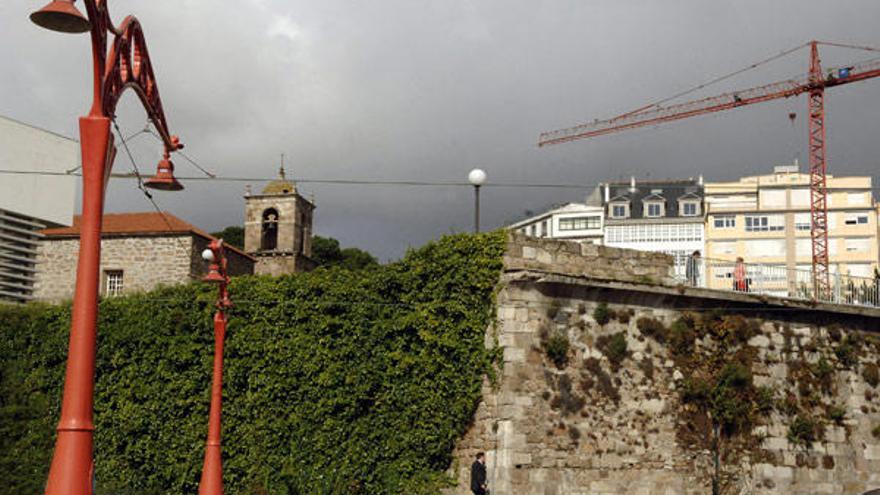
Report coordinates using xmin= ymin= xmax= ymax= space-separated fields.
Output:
xmin=2 ymin=1 xmax=879 ymax=260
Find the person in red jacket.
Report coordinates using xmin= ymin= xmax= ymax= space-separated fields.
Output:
xmin=734 ymin=257 xmax=748 ymax=292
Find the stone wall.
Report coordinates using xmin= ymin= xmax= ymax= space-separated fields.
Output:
xmin=505 ymin=233 xmax=676 ymax=286
xmin=448 ymin=235 xmax=880 ymax=495
xmin=34 ymin=234 xmax=253 ymax=302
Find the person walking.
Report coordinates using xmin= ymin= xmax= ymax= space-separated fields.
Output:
xmin=686 ymin=250 xmax=701 ymax=287
xmin=733 ymin=257 xmax=747 ymax=292
xmin=470 ymin=452 xmax=487 ymax=495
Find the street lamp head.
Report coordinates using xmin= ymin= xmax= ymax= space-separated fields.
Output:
xmin=468 ymin=168 xmax=487 ymax=187
xmin=30 ymin=0 xmax=90 ymax=34
xmin=201 ymin=248 xmax=215 ymax=262
xmin=144 ymin=155 xmax=184 ymax=191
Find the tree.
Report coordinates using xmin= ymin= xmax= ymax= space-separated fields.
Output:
xmin=312 ymin=235 xmax=377 ymax=270
xmin=209 ymin=226 xmax=245 ymax=250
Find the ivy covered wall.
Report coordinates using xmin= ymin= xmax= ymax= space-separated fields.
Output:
xmin=0 ymin=232 xmax=506 ymax=494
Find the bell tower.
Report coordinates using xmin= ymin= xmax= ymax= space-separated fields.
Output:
xmin=243 ymin=162 xmax=315 ymax=275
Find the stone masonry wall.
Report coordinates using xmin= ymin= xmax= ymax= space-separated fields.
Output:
xmin=448 ymin=235 xmax=880 ymax=495
xmin=504 ymin=232 xmax=676 ymax=286
xmin=34 ymin=235 xmax=197 ymax=302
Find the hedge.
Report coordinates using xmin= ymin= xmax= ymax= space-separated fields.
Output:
xmin=0 ymin=231 xmax=506 ymax=494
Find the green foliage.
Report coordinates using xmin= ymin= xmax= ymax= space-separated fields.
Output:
xmin=312 ymin=235 xmax=378 ymax=270
xmin=863 ymin=363 xmax=880 ymax=388
xmin=0 ymin=231 xmax=506 ymax=495
xmin=755 ymin=386 xmax=776 ymax=416
xmin=592 ymin=303 xmax=610 ymax=326
xmin=668 ymin=317 xmax=696 ymax=357
xmin=680 ymin=361 xmax=762 ymax=437
xmin=544 ymin=333 xmax=570 ymax=369
xmin=787 ymin=414 xmax=822 ymax=447
xmin=834 ymin=337 xmax=859 ymax=368
xmin=826 ymin=405 xmax=846 ymax=425
xmin=873 ymin=424 xmax=880 ymax=439
xmin=596 ymin=332 xmax=628 ymax=371
xmin=636 ymin=317 xmax=667 ymax=343
xmin=209 ymin=226 xmax=246 ymax=250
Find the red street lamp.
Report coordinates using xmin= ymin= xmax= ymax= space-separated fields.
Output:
xmin=29 ymin=1 xmax=184 ymax=493
xmin=199 ymin=239 xmax=232 ymax=495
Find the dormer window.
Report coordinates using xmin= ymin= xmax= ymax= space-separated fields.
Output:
xmin=680 ymin=201 xmax=700 ymax=217
xmin=610 ymin=203 xmax=629 ymax=219
xmin=644 ymin=201 xmax=664 ymax=218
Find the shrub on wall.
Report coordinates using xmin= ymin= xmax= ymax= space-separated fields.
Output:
xmin=0 ymin=232 xmax=506 ymax=495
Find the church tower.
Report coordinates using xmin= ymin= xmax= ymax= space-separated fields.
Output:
xmin=244 ymin=164 xmax=315 ymax=275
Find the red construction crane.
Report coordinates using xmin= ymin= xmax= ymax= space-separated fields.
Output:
xmin=539 ymin=40 xmax=880 ymax=298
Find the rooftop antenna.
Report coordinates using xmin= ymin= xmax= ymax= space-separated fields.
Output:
xmin=279 ymin=153 xmax=286 ymax=180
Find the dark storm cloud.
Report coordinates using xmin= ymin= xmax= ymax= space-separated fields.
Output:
xmin=2 ymin=1 xmax=879 ymax=260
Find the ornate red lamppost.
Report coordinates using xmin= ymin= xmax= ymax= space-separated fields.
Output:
xmin=29 ymin=1 xmax=184 ymax=493
xmin=199 ymin=240 xmax=232 ymax=495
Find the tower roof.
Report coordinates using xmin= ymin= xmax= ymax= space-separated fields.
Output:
xmin=261 ymin=164 xmax=296 ymax=195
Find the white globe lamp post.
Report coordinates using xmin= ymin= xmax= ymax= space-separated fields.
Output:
xmin=468 ymin=168 xmax=487 ymax=233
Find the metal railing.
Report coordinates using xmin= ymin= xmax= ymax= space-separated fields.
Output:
xmin=670 ymin=253 xmax=880 ymax=307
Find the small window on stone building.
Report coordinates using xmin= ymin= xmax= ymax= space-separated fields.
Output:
xmin=105 ymin=270 xmax=123 ymax=297
xmin=261 ymin=208 xmax=279 ymax=250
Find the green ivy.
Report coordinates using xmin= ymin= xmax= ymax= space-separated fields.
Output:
xmin=0 ymin=231 xmax=506 ymax=494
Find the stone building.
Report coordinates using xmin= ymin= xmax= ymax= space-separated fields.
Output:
xmin=33 ymin=212 xmax=254 ymax=302
xmin=244 ymin=167 xmax=316 ymax=275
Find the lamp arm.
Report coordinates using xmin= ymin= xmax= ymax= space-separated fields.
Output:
xmin=82 ymin=0 xmax=181 ymax=153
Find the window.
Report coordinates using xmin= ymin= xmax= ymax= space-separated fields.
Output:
xmin=646 ymin=202 xmax=662 ymax=218
xmin=745 ymin=239 xmax=785 ymax=257
xmin=681 ymin=202 xmax=698 ymax=216
xmin=794 ymin=213 xmax=811 ymax=231
xmin=712 ymin=241 xmax=736 ymax=255
xmin=558 ymin=216 xmax=601 ymax=231
xmin=261 ymin=208 xmax=279 ymax=250
xmin=847 ymin=193 xmax=866 ymax=206
xmin=845 ymin=238 xmax=870 ymax=253
xmin=713 ymin=215 xmax=736 ymax=229
xmin=610 ymin=203 xmax=628 ymax=219
xmin=759 ymin=189 xmax=786 ymax=208
xmin=105 ymin=270 xmax=123 ymax=297
xmin=528 ymin=225 xmax=535 ymax=237
xmin=844 ymin=213 xmax=869 ymax=225
xmin=745 ymin=215 xmax=784 ymax=232
xmin=791 ymin=189 xmax=810 ymax=207
xmin=542 ymin=220 xmax=549 ymax=237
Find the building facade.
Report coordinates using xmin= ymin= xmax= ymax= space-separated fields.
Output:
xmin=0 ymin=115 xmax=77 ymax=303
xmin=244 ymin=168 xmax=316 ymax=276
xmin=601 ymin=177 xmax=705 ymax=277
xmin=704 ymin=164 xmax=878 ymax=296
xmin=508 ymin=203 xmax=604 ymax=244
xmin=33 ymin=212 xmax=255 ymax=302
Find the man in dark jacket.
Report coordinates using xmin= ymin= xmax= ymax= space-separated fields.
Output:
xmin=470 ymin=452 xmax=487 ymax=494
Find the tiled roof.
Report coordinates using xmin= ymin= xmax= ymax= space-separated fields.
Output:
xmin=42 ymin=212 xmax=254 ymax=260
xmin=605 ymin=179 xmax=703 ymax=219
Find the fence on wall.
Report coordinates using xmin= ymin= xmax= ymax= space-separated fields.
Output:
xmin=669 ymin=253 xmax=880 ymax=308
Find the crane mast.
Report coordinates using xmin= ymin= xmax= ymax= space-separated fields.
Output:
xmin=539 ymin=41 xmax=880 ymax=299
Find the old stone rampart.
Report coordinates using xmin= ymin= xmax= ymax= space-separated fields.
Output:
xmin=448 ymin=234 xmax=880 ymax=494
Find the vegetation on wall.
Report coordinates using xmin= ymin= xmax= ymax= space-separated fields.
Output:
xmin=0 ymin=232 xmax=506 ymax=495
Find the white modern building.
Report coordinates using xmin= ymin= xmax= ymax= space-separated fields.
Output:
xmin=601 ymin=177 xmax=705 ymax=277
xmin=0 ymin=115 xmax=78 ymax=303
xmin=508 ymin=203 xmax=605 ymax=244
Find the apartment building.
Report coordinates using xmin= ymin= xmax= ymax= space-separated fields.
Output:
xmin=601 ymin=177 xmax=705 ymax=277
xmin=508 ymin=203 xmax=604 ymax=244
xmin=704 ymin=164 xmax=878 ymax=296
xmin=0 ymin=115 xmax=77 ymax=303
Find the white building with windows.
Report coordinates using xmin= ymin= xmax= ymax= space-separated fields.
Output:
xmin=704 ymin=164 xmax=878 ymax=294
xmin=508 ymin=203 xmax=604 ymax=244
xmin=601 ymin=177 xmax=705 ymax=276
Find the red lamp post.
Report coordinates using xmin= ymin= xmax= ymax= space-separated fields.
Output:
xmin=29 ymin=1 xmax=184 ymax=493
xmin=199 ymin=239 xmax=232 ymax=495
